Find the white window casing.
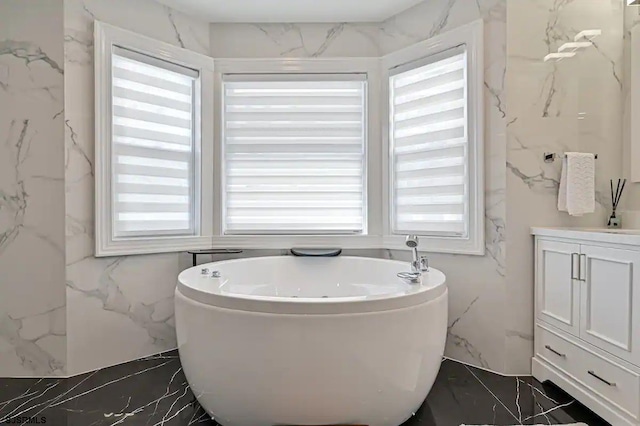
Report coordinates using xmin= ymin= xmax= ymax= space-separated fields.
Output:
xmin=382 ymin=19 xmax=484 ymax=255
xmin=95 ymin=21 xmax=214 ymax=256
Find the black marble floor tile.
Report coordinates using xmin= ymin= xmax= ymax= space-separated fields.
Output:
xmin=0 ymin=351 xmax=610 ymax=426
xmin=468 ymin=367 xmax=611 ymax=425
xmin=401 ymin=360 xmax=518 ymax=426
xmin=0 ymin=352 xmax=217 ymax=426
xmin=0 ymin=377 xmax=68 ymax=425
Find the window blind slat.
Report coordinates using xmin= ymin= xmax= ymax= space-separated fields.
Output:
xmin=114 ymin=142 xmax=192 ymax=161
xmin=394 ymin=119 xmax=465 ymax=140
xmin=113 ymin=87 xmax=191 ymax=112
xmin=391 ymin=50 xmax=469 ymax=237
xmin=223 ymin=78 xmax=366 ymax=234
xmin=397 ymin=185 xmax=465 ymax=197
xmin=115 ymin=182 xmax=190 ymax=196
xmin=111 ymin=49 xmax=197 ymax=238
xmin=116 ymin=202 xmax=191 ymax=213
xmin=395 ymin=137 xmax=466 ymax=155
xmin=225 ymin=137 xmax=363 ymax=148
xmin=227 ymin=176 xmax=363 ymax=186
xmin=394 ymin=108 xmax=465 ymax=133
xmin=113 ymin=105 xmax=192 ymax=129
xmin=225 ymin=112 xmax=364 ymax=122
xmin=113 ymin=68 xmax=193 ymax=95
xmin=393 ymin=71 xmax=465 ymax=101
xmin=114 ymin=124 xmax=192 ymax=146
xmin=226 ymin=153 xmax=362 ymax=161
xmin=397 ymin=146 xmax=465 ymax=168
xmin=227 ymin=200 xmax=363 ymax=209
xmin=117 ymin=220 xmax=191 ymax=233
xmin=393 ymin=54 xmax=465 ymax=88
xmin=115 ymin=162 xmax=190 ymax=179
xmin=224 ymin=96 xmax=361 ymax=107
xmin=226 ymin=128 xmax=362 ymax=139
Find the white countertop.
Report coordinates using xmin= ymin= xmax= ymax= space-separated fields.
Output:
xmin=531 ymin=227 xmax=640 ymax=246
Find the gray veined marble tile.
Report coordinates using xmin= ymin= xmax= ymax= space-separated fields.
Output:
xmin=1 ymin=0 xmax=66 ymax=377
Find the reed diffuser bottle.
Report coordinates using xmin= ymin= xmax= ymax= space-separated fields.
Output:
xmin=608 ymin=178 xmax=626 ymax=228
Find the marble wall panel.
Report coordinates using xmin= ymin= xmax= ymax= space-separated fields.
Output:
xmin=0 ymin=0 xmax=66 ymax=377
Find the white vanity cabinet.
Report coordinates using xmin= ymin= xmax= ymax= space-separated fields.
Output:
xmin=536 ymin=239 xmax=581 ymax=336
xmin=533 ymin=228 xmax=640 ymax=426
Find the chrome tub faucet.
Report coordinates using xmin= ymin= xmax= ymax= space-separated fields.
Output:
xmin=397 ymin=235 xmax=429 ymax=283
xmin=405 ymin=235 xmax=429 ymax=273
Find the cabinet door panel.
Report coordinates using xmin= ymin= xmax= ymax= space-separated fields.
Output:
xmin=580 ymin=245 xmax=640 ymax=365
xmin=536 ymin=240 xmax=580 ymax=336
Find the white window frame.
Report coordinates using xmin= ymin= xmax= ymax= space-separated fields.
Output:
xmin=94 ymin=21 xmax=484 ymax=256
xmin=381 ymin=19 xmax=485 ymax=255
xmin=94 ymin=21 xmax=215 ymax=256
xmin=211 ymin=58 xmax=382 ymax=249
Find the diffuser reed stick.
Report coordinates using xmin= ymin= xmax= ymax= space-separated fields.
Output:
xmin=608 ymin=178 xmax=626 ymax=228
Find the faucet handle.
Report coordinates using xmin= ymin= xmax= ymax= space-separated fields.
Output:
xmin=419 ymin=256 xmax=429 ymax=272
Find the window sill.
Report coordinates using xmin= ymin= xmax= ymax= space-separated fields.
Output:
xmin=95 ymin=235 xmax=212 ymax=257
xmin=95 ymin=234 xmax=485 ymax=257
xmin=209 ymin=234 xmax=485 ymax=256
xmin=210 ymin=235 xmax=381 ymax=250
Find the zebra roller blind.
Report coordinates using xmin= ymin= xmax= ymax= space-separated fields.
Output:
xmin=389 ymin=46 xmax=469 ymax=237
xmin=222 ymin=75 xmax=367 ymax=234
xmin=110 ymin=47 xmax=198 ymax=238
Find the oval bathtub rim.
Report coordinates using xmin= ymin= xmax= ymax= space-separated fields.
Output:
xmin=175 ymin=285 xmax=448 ymax=316
xmin=177 ymin=256 xmax=447 ymax=315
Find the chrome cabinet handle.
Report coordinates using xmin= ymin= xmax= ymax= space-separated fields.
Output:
xmin=571 ymin=253 xmax=578 ymax=280
xmin=545 ymin=345 xmax=566 ymax=358
xmin=579 ymin=254 xmax=587 ymax=282
xmin=588 ymin=370 xmax=616 ymax=387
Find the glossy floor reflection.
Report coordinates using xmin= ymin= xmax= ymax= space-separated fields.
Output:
xmin=0 ymin=350 xmax=609 ymax=425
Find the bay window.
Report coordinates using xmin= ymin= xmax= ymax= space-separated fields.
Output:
xmin=95 ymin=20 xmax=483 ymax=257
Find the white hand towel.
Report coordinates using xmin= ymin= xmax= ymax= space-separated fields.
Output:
xmin=557 ymin=152 xmax=595 ymax=216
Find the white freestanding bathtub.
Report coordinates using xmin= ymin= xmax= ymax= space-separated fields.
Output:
xmin=175 ymin=256 xmax=447 ymax=426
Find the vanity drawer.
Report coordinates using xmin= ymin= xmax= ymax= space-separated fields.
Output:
xmin=574 ymin=347 xmax=640 ymax=420
xmin=535 ymin=325 xmax=577 ymax=374
xmin=536 ymin=325 xmax=640 ymax=420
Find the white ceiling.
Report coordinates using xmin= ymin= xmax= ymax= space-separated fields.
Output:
xmin=154 ymin=0 xmax=424 ymax=23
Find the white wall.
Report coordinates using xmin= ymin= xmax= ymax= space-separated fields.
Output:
xmin=506 ymin=0 xmax=625 ymax=373
xmin=210 ymin=23 xmax=380 ymax=57
xmin=0 ymin=0 xmax=66 ymax=377
xmin=64 ymin=0 xmax=210 ymax=375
